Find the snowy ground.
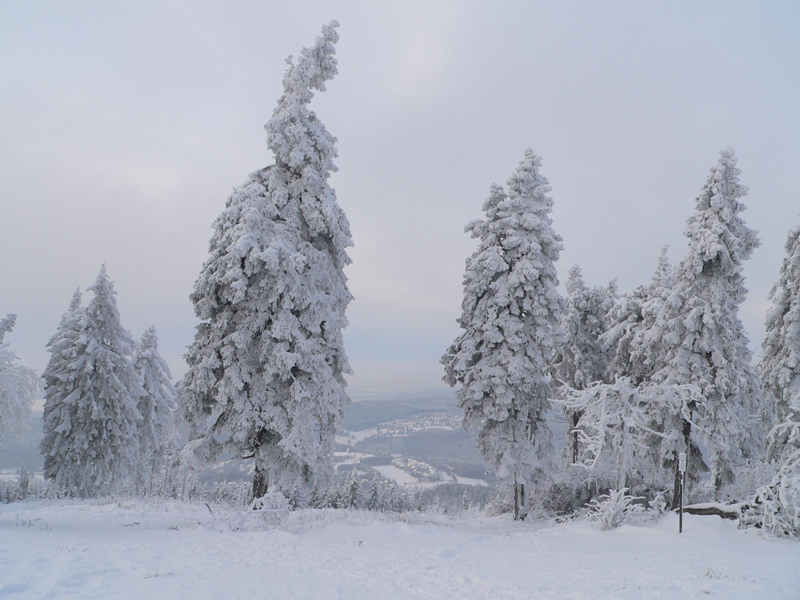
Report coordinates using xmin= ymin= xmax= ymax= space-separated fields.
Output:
xmin=371 ymin=464 xmax=420 ymax=486
xmin=1 ymin=500 xmax=798 ymax=599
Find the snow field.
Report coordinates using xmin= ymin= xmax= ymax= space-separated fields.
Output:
xmin=371 ymin=465 xmax=420 ymax=486
xmin=1 ymin=500 xmax=798 ymax=599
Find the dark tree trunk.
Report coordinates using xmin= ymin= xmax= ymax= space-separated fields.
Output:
xmin=252 ymin=464 xmax=268 ymax=501
xmin=251 ymin=427 xmax=279 ymax=502
xmin=513 ymin=481 xmax=519 ymax=520
xmin=513 ymin=481 xmax=526 ymax=520
xmin=713 ymin=461 xmax=734 ymax=497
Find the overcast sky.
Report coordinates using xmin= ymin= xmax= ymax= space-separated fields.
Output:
xmin=2 ymin=1 xmax=799 ymax=399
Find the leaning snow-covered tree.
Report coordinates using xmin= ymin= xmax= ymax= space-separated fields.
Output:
xmin=442 ymin=149 xmax=563 ymax=520
xmin=134 ymin=326 xmax=176 ymax=493
xmin=40 ymin=267 xmax=144 ymax=496
xmin=758 ymin=220 xmax=800 ymax=424
xmin=181 ymin=22 xmax=352 ymax=499
xmin=551 ymin=264 xmax=615 ymax=463
xmin=0 ymin=314 xmax=38 ymax=443
xmin=642 ymin=148 xmax=766 ymax=494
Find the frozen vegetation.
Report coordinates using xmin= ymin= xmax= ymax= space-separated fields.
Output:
xmin=2 ymin=19 xmax=800 ymax=600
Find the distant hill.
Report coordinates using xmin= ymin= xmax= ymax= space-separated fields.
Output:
xmin=352 ymin=428 xmax=483 ymax=465
xmin=0 ymin=412 xmax=44 ymax=471
xmin=343 ymin=395 xmax=569 ymax=479
xmin=0 ymin=397 xmax=569 ymax=487
xmin=343 ymin=395 xmax=460 ymax=431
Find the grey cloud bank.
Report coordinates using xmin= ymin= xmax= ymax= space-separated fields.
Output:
xmin=2 ymin=1 xmax=798 ymax=396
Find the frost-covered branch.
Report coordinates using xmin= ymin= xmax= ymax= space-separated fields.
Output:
xmin=555 ymin=379 xmax=704 ymax=489
xmin=0 ymin=316 xmax=38 ymax=443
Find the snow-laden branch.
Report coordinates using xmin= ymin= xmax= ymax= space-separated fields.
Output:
xmin=553 ymin=379 xmax=705 ymax=489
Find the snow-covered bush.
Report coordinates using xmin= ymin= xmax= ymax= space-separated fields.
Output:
xmin=485 ymin=493 xmax=514 ymax=517
xmin=760 ymin=454 xmax=800 ymax=538
xmin=743 ymin=421 xmax=800 ymax=538
xmin=539 ymin=467 xmax=601 ymax=516
xmin=250 ymin=492 xmax=290 ymax=527
xmin=587 ymin=488 xmax=645 ymax=530
xmin=711 ymin=460 xmax=779 ymax=505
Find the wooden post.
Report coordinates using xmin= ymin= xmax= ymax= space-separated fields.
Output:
xmin=678 ymin=451 xmax=686 ymax=533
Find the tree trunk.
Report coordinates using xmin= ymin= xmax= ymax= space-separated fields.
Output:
xmin=713 ymin=460 xmax=734 ymax=497
xmin=513 ymin=481 xmax=526 ymax=520
xmin=252 ymin=464 xmax=268 ymax=501
xmin=571 ymin=411 xmax=581 ymax=463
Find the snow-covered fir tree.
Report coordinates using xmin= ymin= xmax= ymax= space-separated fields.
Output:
xmin=288 ymin=477 xmax=308 ymax=510
xmin=602 ymin=246 xmax=674 ymax=384
xmin=551 ymin=264 xmax=615 ymax=462
xmin=40 ymin=267 xmax=144 ymax=496
xmin=181 ymin=22 xmax=352 ymax=499
xmin=758 ymin=220 xmax=800 ymax=424
xmin=0 ymin=314 xmax=38 ymax=443
xmin=344 ymin=469 xmax=363 ymax=509
xmin=0 ymin=314 xmax=15 ymax=340
xmin=366 ymin=479 xmax=381 ymax=511
xmin=642 ymin=148 xmax=765 ymax=493
xmin=40 ymin=289 xmax=86 ymax=486
xmin=40 ymin=290 xmax=83 ymax=431
xmin=134 ymin=326 xmax=176 ymax=493
xmin=442 ymin=149 xmax=563 ymax=519
xmin=552 ymin=265 xmax=614 ymax=391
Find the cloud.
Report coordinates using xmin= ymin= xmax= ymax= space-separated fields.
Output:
xmin=1 ymin=1 xmax=799 ymax=397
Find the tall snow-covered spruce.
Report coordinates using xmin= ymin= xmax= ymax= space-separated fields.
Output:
xmin=759 ymin=219 xmax=800 ymax=465
xmin=134 ymin=326 xmax=176 ymax=492
xmin=758 ymin=219 xmax=800 ymax=424
xmin=40 ymin=267 xmax=144 ymax=496
xmin=181 ymin=22 xmax=352 ymax=499
xmin=603 ymin=246 xmax=674 ymax=385
xmin=643 ymin=148 xmax=765 ymax=493
xmin=442 ymin=149 xmax=563 ymax=519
